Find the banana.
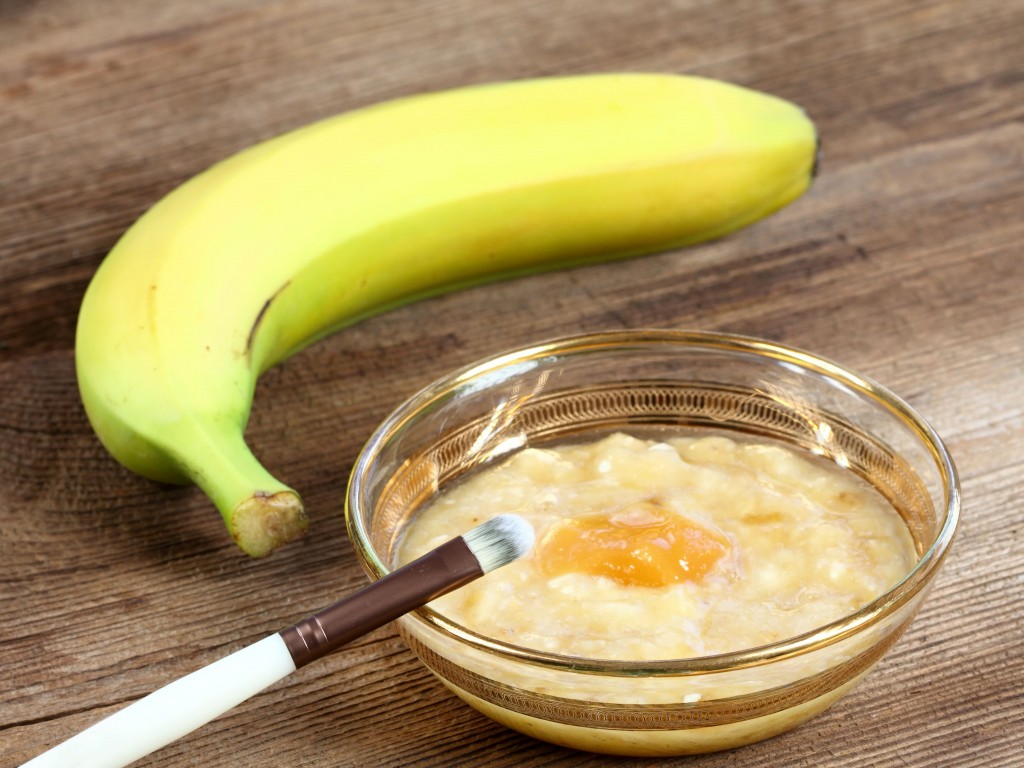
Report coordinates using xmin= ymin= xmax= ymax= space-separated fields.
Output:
xmin=75 ymin=73 xmax=818 ymax=556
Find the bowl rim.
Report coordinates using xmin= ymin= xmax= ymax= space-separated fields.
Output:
xmin=346 ymin=329 xmax=960 ymax=676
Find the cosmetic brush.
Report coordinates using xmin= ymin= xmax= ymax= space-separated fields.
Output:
xmin=23 ymin=514 xmax=534 ymax=768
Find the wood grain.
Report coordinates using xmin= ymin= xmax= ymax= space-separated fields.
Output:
xmin=2 ymin=0 xmax=1022 ymax=765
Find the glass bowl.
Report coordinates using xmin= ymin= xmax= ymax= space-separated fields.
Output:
xmin=345 ymin=330 xmax=959 ymax=756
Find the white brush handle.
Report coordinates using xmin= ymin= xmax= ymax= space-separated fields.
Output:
xmin=22 ymin=634 xmax=296 ymax=768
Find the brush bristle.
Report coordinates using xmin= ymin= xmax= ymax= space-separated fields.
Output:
xmin=462 ymin=514 xmax=535 ymax=573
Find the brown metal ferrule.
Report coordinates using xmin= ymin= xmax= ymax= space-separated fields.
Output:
xmin=279 ymin=536 xmax=483 ymax=669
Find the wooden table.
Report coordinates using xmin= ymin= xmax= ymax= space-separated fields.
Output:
xmin=2 ymin=1 xmax=1021 ymax=765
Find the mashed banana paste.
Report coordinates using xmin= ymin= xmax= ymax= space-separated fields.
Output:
xmin=397 ymin=431 xmax=916 ymax=660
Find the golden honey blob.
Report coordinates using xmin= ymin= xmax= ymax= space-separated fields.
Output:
xmin=537 ymin=499 xmax=730 ymax=587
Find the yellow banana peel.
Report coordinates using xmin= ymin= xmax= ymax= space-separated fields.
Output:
xmin=75 ymin=73 xmax=818 ymax=556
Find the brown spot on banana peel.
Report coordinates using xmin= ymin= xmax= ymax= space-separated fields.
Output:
xmin=246 ymin=281 xmax=291 ymax=357
xmin=231 ymin=490 xmax=308 ymax=557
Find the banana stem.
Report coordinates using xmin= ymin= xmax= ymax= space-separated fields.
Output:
xmin=178 ymin=426 xmax=307 ymax=557
xmin=229 ymin=490 xmax=306 ymax=557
